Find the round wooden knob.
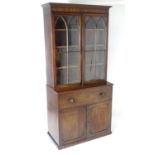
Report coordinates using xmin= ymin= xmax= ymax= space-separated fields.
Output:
xmin=99 ymin=92 xmax=106 ymax=97
xmin=68 ymin=98 xmax=75 ymax=103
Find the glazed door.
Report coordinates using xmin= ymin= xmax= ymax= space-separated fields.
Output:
xmin=83 ymin=15 xmax=107 ymax=84
xmin=87 ymin=101 xmax=111 ymax=136
xmin=60 ymin=107 xmax=86 ymax=144
xmin=55 ymin=15 xmax=81 ymax=86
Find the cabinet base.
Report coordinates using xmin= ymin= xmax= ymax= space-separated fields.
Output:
xmin=47 ymin=130 xmax=112 ymax=149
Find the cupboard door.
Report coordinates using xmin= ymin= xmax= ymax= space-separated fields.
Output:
xmin=84 ymin=15 xmax=107 ymax=82
xmin=87 ymin=101 xmax=110 ymax=136
xmin=55 ymin=15 xmax=81 ymax=85
xmin=60 ymin=107 xmax=86 ymax=144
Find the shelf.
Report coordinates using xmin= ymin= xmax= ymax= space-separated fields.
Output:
xmin=86 ymin=44 xmax=104 ymax=47
xmin=57 ymin=65 xmax=80 ymax=70
xmin=56 ymin=45 xmax=79 ymax=49
xmin=86 ymin=63 xmax=104 ymax=67
xmin=56 ymin=29 xmax=104 ymax=31
xmin=85 ymin=29 xmax=104 ymax=31
xmin=56 ymin=45 xmax=104 ymax=49
xmin=56 ymin=29 xmax=79 ymax=31
xmin=57 ymin=64 xmax=104 ymax=70
xmin=85 ymin=50 xmax=106 ymax=52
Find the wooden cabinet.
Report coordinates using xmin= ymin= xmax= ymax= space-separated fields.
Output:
xmin=42 ymin=3 xmax=113 ymax=149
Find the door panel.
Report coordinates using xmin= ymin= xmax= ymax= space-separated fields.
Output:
xmin=60 ymin=107 xmax=86 ymax=144
xmin=87 ymin=102 xmax=110 ymax=136
xmin=55 ymin=15 xmax=81 ymax=85
xmin=84 ymin=15 xmax=107 ymax=82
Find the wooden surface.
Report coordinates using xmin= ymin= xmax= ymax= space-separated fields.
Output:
xmin=87 ymin=101 xmax=110 ymax=136
xmin=42 ymin=3 xmax=111 ymax=14
xmin=58 ymin=84 xmax=112 ymax=109
xmin=42 ymin=3 xmax=113 ymax=149
xmin=60 ymin=107 xmax=86 ymax=144
xmin=47 ymin=86 xmax=59 ymax=144
xmin=46 ymin=83 xmax=112 ymax=149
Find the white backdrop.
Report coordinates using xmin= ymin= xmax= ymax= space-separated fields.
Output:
xmin=0 ymin=0 xmax=155 ymax=155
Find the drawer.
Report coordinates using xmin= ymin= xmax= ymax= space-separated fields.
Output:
xmin=58 ymin=84 xmax=112 ymax=109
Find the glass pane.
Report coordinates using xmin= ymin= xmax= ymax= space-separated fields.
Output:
xmin=68 ymin=68 xmax=80 ymax=83
xmin=96 ymin=30 xmax=105 ymax=45
xmin=57 ymin=69 xmax=67 ymax=84
xmin=85 ymin=30 xmax=95 ymax=47
xmin=96 ymin=65 xmax=105 ymax=79
xmin=55 ymin=16 xmax=81 ymax=85
xmin=68 ymin=51 xmax=80 ymax=66
xmin=68 ymin=30 xmax=79 ymax=46
xmin=85 ymin=64 xmax=95 ymax=81
xmin=84 ymin=16 xmax=106 ymax=82
xmin=85 ymin=51 xmax=95 ymax=66
xmin=56 ymin=31 xmax=66 ymax=46
xmin=56 ymin=48 xmax=67 ymax=67
xmin=95 ymin=51 xmax=106 ymax=64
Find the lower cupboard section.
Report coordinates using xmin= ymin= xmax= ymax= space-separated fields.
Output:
xmin=59 ymin=100 xmax=112 ymax=146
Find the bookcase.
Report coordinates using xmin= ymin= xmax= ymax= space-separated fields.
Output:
xmin=42 ymin=3 xmax=113 ymax=149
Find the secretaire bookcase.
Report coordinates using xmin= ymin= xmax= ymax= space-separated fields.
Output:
xmin=42 ymin=3 xmax=113 ymax=149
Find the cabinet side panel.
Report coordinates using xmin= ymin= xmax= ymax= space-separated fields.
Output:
xmin=43 ymin=6 xmax=54 ymax=87
xmin=47 ymin=86 xmax=59 ymax=144
xmin=107 ymin=85 xmax=113 ymax=133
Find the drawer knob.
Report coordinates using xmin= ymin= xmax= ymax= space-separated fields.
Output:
xmin=99 ymin=92 xmax=106 ymax=97
xmin=68 ymin=98 xmax=75 ymax=104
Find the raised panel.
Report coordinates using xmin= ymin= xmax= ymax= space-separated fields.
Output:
xmin=60 ymin=107 xmax=86 ymax=144
xmin=87 ymin=102 xmax=110 ymax=136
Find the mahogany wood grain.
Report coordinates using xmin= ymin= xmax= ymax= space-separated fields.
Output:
xmin=47 ymin=86 xmax=59 ymax=144
xmin=58 ymin=84 xmax=112 ymax=109
xmin=87 ymin=101 xmax=111 ymax=137
xmin=59 ymin=107 xmax=86 ymax=145
xmin=42 ymin=3 xmax=113 ymax=149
